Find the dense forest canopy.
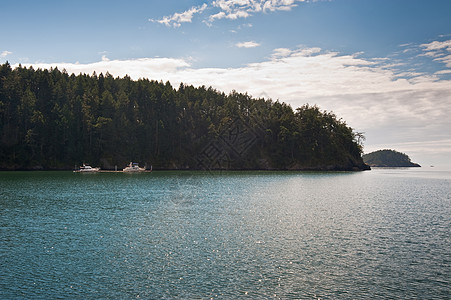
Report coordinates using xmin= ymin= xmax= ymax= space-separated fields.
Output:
xmin=0 ymin=62 xmax=369 ymax=170
xmin=363 ymin=149 xmax=420 ymax=167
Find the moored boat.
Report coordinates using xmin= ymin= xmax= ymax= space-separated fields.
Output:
xmin=123 ymin=162 xmax=146 ymax=172
xmin=74 ymin=164 xmax=100 ymax=172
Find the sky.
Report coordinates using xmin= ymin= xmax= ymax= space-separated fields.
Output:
xmin=2 ymin=0 xmax=451 ymax=167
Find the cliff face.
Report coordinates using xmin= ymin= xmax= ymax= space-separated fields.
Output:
xmin=363 ymin=149 xmax=420 ymax=167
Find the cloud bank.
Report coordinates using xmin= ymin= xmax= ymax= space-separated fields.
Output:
xmin=16 ymin=41 xmax=451 ymax=165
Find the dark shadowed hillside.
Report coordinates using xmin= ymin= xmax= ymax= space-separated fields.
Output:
xmin=0 ymin=63 xmax=369 ymax=171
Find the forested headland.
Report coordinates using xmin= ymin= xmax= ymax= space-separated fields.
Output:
xmin=0 ymin=62 xmax=369 ymax=171
xmin=363 ymin=149 xmax=420 ymax=167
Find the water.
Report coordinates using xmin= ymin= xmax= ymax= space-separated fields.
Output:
xmin=1 ymin=169 xmax=450 ymax=299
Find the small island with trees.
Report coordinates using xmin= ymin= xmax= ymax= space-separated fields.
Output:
xmin=0 ymin=63 xmax=370 ymax=171
xmin=363 ymin=149 xmax=420 ymax=167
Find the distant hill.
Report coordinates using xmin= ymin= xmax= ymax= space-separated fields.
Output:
xmin=363 ymin=149 xmax=420 ymax=167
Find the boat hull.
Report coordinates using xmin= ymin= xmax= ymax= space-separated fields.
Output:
xmin=122 ymin=167 xmax=145 ymax=172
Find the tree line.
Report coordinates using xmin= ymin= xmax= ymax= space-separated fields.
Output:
xmin=0 ymin=62 xmax=368 ymax=170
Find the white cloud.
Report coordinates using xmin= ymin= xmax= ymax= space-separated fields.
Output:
xmin=16 ymin=41 xmax=451 ymax=166
xmin=434 ymin=54 xmax=451 ymax=68
xmin=155 ymin=0 xmax=307 ymax=27
xmin=421 ymin=40 xmax=451 ymax=52
xmin=150 ymin=4 xmax=208 ymax=28
xmin=272 ymin=48 xmax=292 ymax=58
xmin=18 ymin=57 xmax=190 ymax=80
xmin=1 ymin=50 xmax=12 ymax=57
xmin=420 ymin=39 xmax=451 ymax=71
xmin=209 ymin=11 xmax=227 ymax=22
xmin=210 ymin=0 xmax=304 ymax=21
xmin=292 ymin=47 xmax=322 ymax=57
xmin=224 ymin=10 xmax=250 ymax=20
xmin=435 ymin=69 xmax=451 ymax=75
xmin=262 ymin=0 xmax=298 ymax=12
xmin=236 ymin=41 xmax=261 ymax=48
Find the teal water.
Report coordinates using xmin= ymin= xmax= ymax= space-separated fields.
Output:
xmin=1 ymin=169 xmax=450 ymax=299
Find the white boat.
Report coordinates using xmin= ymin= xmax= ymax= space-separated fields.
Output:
xmin=74 ymin=164 xmax=100 ymax=172
xmin=123 ymin=162 xmax=146 ymax=172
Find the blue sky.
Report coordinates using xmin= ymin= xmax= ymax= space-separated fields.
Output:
xmin=2 ymin=0 xmax=451 ymax=166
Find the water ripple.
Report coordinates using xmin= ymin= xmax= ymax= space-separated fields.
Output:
xmin=1 ymin=170 xmax=450 ymax=299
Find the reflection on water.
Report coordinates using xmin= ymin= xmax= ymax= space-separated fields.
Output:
xmin=1 ymin=170 xmax=450 ymax=298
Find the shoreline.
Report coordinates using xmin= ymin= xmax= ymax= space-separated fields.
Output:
xmin=0 ymin=166 xmax=371 ymax=172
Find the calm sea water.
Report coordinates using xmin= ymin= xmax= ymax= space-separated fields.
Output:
xmin=1 ymin=168 xmax=450 ymax=299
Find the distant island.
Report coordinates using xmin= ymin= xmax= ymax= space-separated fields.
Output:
xmin=0 ymin=63 xmax=369 ymax=171
xmin=363 ymin=149 xmax=420 ymax=167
